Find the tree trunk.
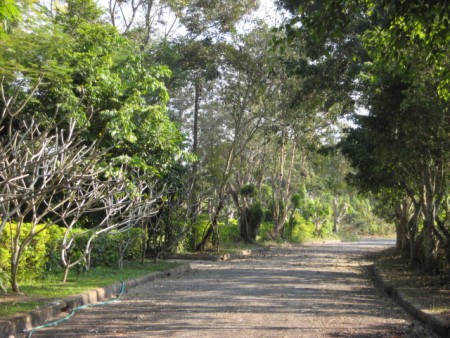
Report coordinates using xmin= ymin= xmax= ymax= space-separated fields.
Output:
xmin=195 ymin=146 xmax=235 ymax=251
xmin=195 ymin=192 xmax=226 ymax=251
xmin=10 ymin=245 xmax=20 ymax=293
xmin=333 ymin=198 xmax=339 ymax=234
xmin=272 ymin=138 xmax=296 ymax=238
xmin=62 ymin=265 xmax=70 ymax=284
xmin=408 ymin=201 xmax=421 ymax=267
xmin=395 ymin=200 xmax=410 ymax=253
xmin=421 ymin=171 xmax=440 ymax=272
xmin=193 ymin=82 xmax=200 ymax=156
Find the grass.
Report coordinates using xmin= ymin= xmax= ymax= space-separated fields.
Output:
xmin=0 ymin=260 xmax=181 ymax=318
xmin=0 ymin=301 xmax=47 ymax=318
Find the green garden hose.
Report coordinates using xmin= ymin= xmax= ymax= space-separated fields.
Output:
xmin=26 ymin=280 xmax=125 ymax=338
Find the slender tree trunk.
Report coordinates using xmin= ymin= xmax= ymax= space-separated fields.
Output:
xmin=273 ymin=135 xmax=296 ymax=237
xmin=195 ymin=144 xmax=236 ymax=251
xmin=62 ymin=265 xmax=70 ymax=284
xmin=333 ymin=198 xmax=339 ymax=234
xmin=395 ymin=200 xmax=410 ymax=253
xmin=421 ymin=167 xmax=441 ymax=271
xmin=193 ymin=82 xmax=200 ymax=156
xmin=189 ymin=82 xmax=202 ymax=224
xmin=408 ymin=206 xmax=419 ymax=267
xmin=10 ymin=245 xmax=20 ymax=293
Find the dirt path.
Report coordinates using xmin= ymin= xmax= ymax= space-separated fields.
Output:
xmin=31 ymin=240 xmax=437 ymax=337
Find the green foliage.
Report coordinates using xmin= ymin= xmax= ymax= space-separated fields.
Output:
xmin=0 ymin=267 xmax=9 ymax=294
xmin=257 ymin=221 xmax=274 ymax=242
xmin=290 ymin=193 xmax=302 ymax=210
xmin=219 ymin=219 xmax=240 ymax=244
xmin=302 ymin=199 xmax=331 ymax=223
xmin=76 ymin=229 xmax=145 ymax=268
xmin=0 ymin=0 xmax=21 ymax=38
xmin=247 ymin=202 xmax=264 ymax=226
xmin=186 ymin=214 xmax=212 ymax=250
xmin=44 ymin=226 xmax=66 ymax=273
xmin=0 ymin=223 xmax=63 ymax=281
xmin=240 ymin=184 xmax=257 ymax=197
xmin=290 ymin=214 xmax=315 ymax=243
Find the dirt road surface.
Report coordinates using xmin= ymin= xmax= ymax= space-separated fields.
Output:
xmin=30 ymin=240 xmax=438 ymax=337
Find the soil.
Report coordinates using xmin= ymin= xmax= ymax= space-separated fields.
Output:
xmin=374 ymin=248 xmax=450 ymax=323
xmin=28 ymin=239 xmax=440 ymax=337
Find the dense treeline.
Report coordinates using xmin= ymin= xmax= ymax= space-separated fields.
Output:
xmin=0 ymin=0 xmax=447 ymax=294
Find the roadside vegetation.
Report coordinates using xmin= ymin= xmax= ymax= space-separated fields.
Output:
xmin=0 ymin=261 xmax=180 ymax=317
xmin=0 ymin=0 xmax=448 ymax=322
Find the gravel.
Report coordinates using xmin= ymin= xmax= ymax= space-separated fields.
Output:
xmin=31 ymin=240 xmax=438 ymax=338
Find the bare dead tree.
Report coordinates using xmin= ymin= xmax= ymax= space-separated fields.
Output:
xmin=0 ymin=114 xmax=106 ymax=292
xmin=59 ymin=167 xmax=166 ymax=281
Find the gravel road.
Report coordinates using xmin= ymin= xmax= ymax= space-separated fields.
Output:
xmin=30 ymin=240 xmax=438 ymax=337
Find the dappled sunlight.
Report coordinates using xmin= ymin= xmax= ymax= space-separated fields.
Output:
xmin=32 ymin=241 xmax=423 ymax=337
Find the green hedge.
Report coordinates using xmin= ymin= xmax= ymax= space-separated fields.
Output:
xmin=78 ymin=228 xmax=145 ymax=268
xmin=0 ymin=223 xmax=65 ymax=282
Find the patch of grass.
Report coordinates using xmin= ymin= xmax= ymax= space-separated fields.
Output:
xmin=0 ymin=261 xmax=180 ymax=317
xmin=0 ymin=301 xmax=46 ymax=317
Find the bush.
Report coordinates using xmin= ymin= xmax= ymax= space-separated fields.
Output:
xmin=45 ymin=225 xmax=66 ymax=273
xmin=83 ymin=228 xmax=145 ymax=268
xmin=257 ymin=221 xmax=274 ymax=242
xmin=219 ymin=219 xmax=240 ymax=244
xmin=184 ymin=214 xmax=212 ymax=251
xmin=290 ymin=214 xmax=315 ymax=243
xmin=316 ymin=220 xmax=334 ymax=238
xmin=0 ymin=223 xmax=64 ymax=281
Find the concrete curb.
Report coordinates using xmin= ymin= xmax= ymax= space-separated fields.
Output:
xmin=370 ymin=265 xmax=450 ymax=338
xmin=0 ymin=263 xmax=191 ymax=338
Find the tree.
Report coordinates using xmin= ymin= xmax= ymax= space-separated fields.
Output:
xmin=341 ymin=63 xmax=450 ymax=270
xmin=278 ymin=0 xmax=450 ymax=271
xmin=0 ymin=0 xmax=186 ymax=290
xmin=194 ymin=26 xmax=275 ymax=250
xmin=0 ymin=0 xmax=21 ymax=38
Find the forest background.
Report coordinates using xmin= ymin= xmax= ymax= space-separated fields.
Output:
xmin=0 ymin=0 xmax=449 ymax=295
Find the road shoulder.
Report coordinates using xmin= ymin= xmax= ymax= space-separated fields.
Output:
xmin=371 ymin=249 xmax=450 ymax=337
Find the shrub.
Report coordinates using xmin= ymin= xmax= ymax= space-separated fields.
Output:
xmin=257 ymin=221 xmax=274 ymax=242
xmin=219 ymin=219 xmax=240 ymax=244
xmin=185 ymin=214 xmax=212 ymax=251
xmin=0 ymin=223 xmax=64 ymax=281
xmin=80 ymin=228 xmax=145 ymax=268
xmin=290 ymin=214 xmax=315 ymax=243
xmin=44 ymin=225 xmax=66 ymax=273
